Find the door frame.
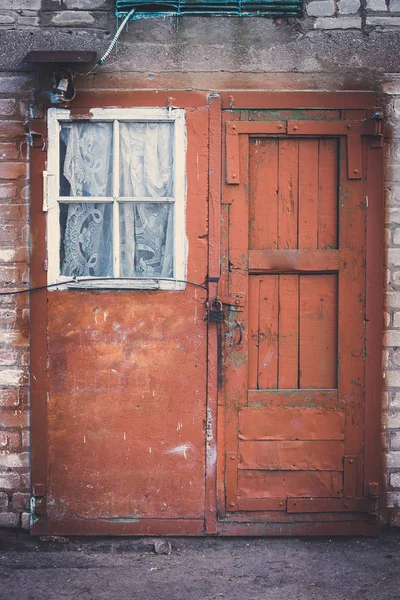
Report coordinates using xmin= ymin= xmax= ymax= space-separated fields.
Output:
xmin=29 ymin=91 xmax=383 ymax=536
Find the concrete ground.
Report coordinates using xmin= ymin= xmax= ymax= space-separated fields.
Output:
xmin=0 ymin=528 xmax=399 ymax=600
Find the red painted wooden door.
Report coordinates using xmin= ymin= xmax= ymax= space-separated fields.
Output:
xmin=219 ymin=111 xmax=379 ymax=529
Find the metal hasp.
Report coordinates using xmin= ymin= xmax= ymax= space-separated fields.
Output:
xmin=115 ymin=0 xmax=302 ymax=19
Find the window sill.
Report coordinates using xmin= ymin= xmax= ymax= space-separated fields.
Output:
xmin=47 ymin=278 xmax=186 ymax=291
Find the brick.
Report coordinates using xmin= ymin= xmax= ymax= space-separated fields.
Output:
xmin=12 ymin=491 xmax=29 ymax=510
xmin=0 ymin=100 xmax=16 ymax=117
xmin=392 ymin=431 xmax=400 ymax=449
xmin=0 ymin=512 xmax=19 ymax=527
xmin=387 ymin=412 xmax=400 ymax=429
xmin=394 ymin=228 xmax=400 ymax=244
xmin=386 ymin=184 xmax=400 ymax=208
xmin=390 ymin=472 xmax=400 ymax=487
xmin=385 ymin=292 xmax=400 ymax=309
xmin=19 ymin=471 xmax=29 ymax=489
xmin=0 ymin=367 xmax=25 ymax=387
xmin=385 ymin=311 xmax=392 ymax=326
xmin=386 ymin=491 xmax=400 ymax=507
xmin=0 ymin=163 xmax=27 ymax=180
xmin=0 ymin=491 xmax=7 ymax=509
xmin=307 ymin=0 xmax=335 ymax=16
xmin=366 ymin=0 xmax=388 ymax=10
xmin=0 ymin=451 xmax=28 ymax=468
xmin=384 ymin=329 xmax=400 ymax=346
xmin=64 ymin=0 xmax=108 ymax=6
xmin=17 ymin=16 xmax=39 ymax=26
xmin=0 ymin=389 xmax=20 ymax=408
xmin=21 ymin=511 xmax=29 ymax=529
xmin=21 ymin=430 xmax=29 ymax=448
xmin=0 ymin=183 xmax=17 ymax=201
xmin=388 ymin=248 xmax=400 ymax=266
xmin=389 ymin=510 xmax=400 ymax=526
xmin=0 ymin=224 xmax=24 ymax=243
xmin=314 ymin=16 xmax=362 ymax=28
xmin=0 ymin=348 xmax=19 ymax=367
xmin=0 ymin=204 xmax=27 ymax=221
xmin=0 ymin=15 xmax=16 ymax=24
xmin=0 ymin=143 xmax=18 ymax=161
xmin=387 ymin=451 xmax=400 ymax=468
xmin=0 ymin=431 xmax=20 ymax=449
xmin=0 ymin=409 xmax=28 ymax=428
xmin=51 ymin=11 xmax=95 ymax=26
xmin=338 ymin=0 xmax=360 ymax=13
xmin=366 ymin=16 xmax=400 ymax=25
xmin=0 ymin=470 xmax=19 ymax=489
xmin=390 ymin=0 xmax=400 ymax=10
xmin=0 ymin=121 xmax=26 ymax=138
xmin=0 ymin=0 xmax=40 ymax=8
xmin=0 ymin=265 xmax=27 ymax=285
xmin=384 ymin=371 xmax=400 ymax=387
xmin=0 ymin=247 xmax=28 ymax=263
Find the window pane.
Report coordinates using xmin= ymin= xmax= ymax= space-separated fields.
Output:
xmin=119 ymin=122 xmax=173 ymax=197
xmin=119 ymin=203 xmax=174 ymax=277
xmin=59 ymin=122 xmax=113 ymax=197
xmin=60 ymin=203 xmax=113 ymax=277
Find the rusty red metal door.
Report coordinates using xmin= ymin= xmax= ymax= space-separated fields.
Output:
xmin=217 ymin=108 xmax=383 ymax=536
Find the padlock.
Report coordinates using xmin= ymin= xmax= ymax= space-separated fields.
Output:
xmin=209 ymin=299 xmax=224 ymax=323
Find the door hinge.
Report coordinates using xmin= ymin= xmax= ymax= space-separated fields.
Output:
xmin=32 ymin=483 xmax=47 ymax=519
xmin=368 ymin=481 xmax=380 ymax=498
xmin=368 ymin=107 xmax=384 ymax=148
xmin=219 ymin=292 xmax=245 ymax=312
xmin=367 ymin=481 xmax=380 ymax=521
xmin=29 ymin=131 xmax=47 ymax=151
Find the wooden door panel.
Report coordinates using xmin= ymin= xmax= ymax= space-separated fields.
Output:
xmin=221 ymin=110 xmax=374 ymax=524
xmin=299 ymin=274 xmax=338 ymax=389
xmin=239 ymin=441 xmax=344 ymax=471
xmin=248 ymin=137 xmax=338 ymax=252
xmin=238 ymin=470 xmax=343 ymax=499
xmin=239 ymin=407 xmax=345 ymax=440
xmin=248 ymin=274 xmax=338 ymax=391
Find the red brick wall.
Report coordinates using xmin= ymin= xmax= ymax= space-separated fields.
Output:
xmin=0 ymin=74 xmax=33 ymax=529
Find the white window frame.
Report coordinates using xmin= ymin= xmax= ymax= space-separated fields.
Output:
xmin=46 ymin=107 xmax=187 ymax=291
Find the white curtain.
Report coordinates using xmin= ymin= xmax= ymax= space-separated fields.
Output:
xmin=60 ymin=121 xmax=174 ymax=278
xmin=60 ymin=122 xmax=113 ymax=277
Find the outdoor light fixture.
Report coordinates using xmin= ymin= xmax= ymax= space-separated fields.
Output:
xmin=52 ymin=68 xmax=76 ymax=104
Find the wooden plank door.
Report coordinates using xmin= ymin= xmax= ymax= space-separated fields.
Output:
xmin=219 ymin=111 xmax=380 ymax=532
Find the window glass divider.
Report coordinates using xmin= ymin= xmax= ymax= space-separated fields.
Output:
xmin=113 ymin=119 xmax=121 ymax=278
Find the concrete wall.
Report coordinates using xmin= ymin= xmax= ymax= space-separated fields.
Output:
xmin=1 ymin=0 xmax=400 ymax=529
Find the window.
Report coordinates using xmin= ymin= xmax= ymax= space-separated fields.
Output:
xmin=46 ymin=108 xmax=186 ymax=290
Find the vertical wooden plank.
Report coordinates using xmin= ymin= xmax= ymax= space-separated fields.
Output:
xmin=278 ymin=274 xmax=299 ymax=389
xmin=206 ymin=94 xmax=221 ymax=534
xmin=338 ymin=137 xmax=366 ymax=477
xmin=225 ymin=122 xmax=240 ymax=184
xmin=258 ymin=276 xmax=279 ymax=390
xmin=318 ymin=139 xmax=338 ymax=249
xmin=278 ymin=139 xmax=299 ymax=250
xmin=364 ymin=137 xmax=383 ymax=498
xmin=298 ymin=139 xmax=319 ymax=249
xmin=249 ymin=138 xmax=279 ymax=250
xmin=248 ymin=276 xmax=260 ymax=390
xmin=224 ymin=125 xmax=249 ymax=512
xmin=299 ymin=275 xmax=338 ymax=389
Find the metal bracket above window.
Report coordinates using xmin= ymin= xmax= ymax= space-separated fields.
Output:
xmin=116 ymin=0 xmax=302 ymax=19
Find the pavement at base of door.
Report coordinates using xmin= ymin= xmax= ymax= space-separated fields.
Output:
xmin=0 ymin=528 xmax=399 ymax=600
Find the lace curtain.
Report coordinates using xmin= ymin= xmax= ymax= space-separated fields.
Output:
xmin=60 ymin=121 xmax=174 ymax=278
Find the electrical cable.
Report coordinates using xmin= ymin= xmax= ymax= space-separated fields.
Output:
xmin=74 ymin=9 xmax=136 ymax=78
xmin=0 ymin=276 xmax=208 ymax=296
